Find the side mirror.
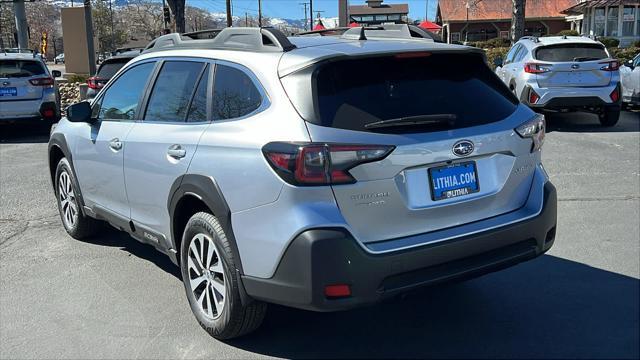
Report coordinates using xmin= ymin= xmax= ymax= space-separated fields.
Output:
xmin=624 ymin=59 xmax=634 ymax=69
xmin=52 ymin=70 xmax=62 ymax=78
xmin=66 ymin=101 xmax=93 ymax=123
xmin=493 ymin=57 xmax=503 ymax=67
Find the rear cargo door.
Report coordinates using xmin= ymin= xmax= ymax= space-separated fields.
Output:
xmin=281 ymin=52 xmax=539 ymax=244
xmin=0 ymin=59 xmax=46 ymax=100
xmin=534 ymin=43 xmax=612 ymax=88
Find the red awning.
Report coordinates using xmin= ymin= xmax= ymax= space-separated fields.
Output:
xmin=348 ymin=22 xmax=360 ymax=28
xmin=418 ymin=20 xmax=442 ymax=30
xmin=313 ymin=19 xmax=326 ymax=31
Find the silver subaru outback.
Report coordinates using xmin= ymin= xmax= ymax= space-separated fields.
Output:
xmin=48 ymin=27 xmax=557 ymax=339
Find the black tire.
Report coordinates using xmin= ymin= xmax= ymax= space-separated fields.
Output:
xmin=55 ymin=158 xmax=100 ymax=239
xmin=180 ymin=212 xmax=267 ymax=339
xmin=599 ymin=108 xmax=620 ymax=127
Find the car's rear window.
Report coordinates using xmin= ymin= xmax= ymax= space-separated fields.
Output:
xmin=0 ymin=60 xmax=46 ymax=78
xmin=307 ymin=53 xmax=518 ymax=132
xmin=535 ymin=43 xmax=608 ymax=62
xmin=97 ymin=60 xmax=129 ymax=78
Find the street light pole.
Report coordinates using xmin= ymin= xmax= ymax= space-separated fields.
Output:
xmin=12 ymin=0 xmax=28 ymax=49
xmin=465 ymin=1 xmax=469 ymax=43
xmin=109 ymin=0 xmax=114 ymax=52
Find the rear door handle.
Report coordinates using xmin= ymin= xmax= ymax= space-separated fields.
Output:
xmin=109 ymin=138 xmax=122 ymax=151
xmin=167 ymin=144 xmax=186 ymax=159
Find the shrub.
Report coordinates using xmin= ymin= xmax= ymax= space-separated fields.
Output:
xmin=554 ymin=30 xmax=580 ymax=36
xmin=66 ymin=74 xmax=88 ymax=83
xmin=474 ymin=37 xmax=511 ymax=49
xmin=485 ymin=47 xmax=510 ymax=70
xmin=607 ymin=46 xmax=639 ymax=64
xmin=599 ymin=37 xmax=620 ymax=48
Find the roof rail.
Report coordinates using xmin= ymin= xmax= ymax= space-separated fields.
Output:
xmin=520 ymin=36 xmax=539 ymax=43
xmin=143 ymin=27 xmax=297 ymax=54
xmin=340 ymin=24 xmax=437 ymax=42
xmin=296 ymin=27 xmax=350 ymax=37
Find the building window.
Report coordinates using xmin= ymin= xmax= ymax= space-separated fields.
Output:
xmin=622 ymin=7 xmax=635 ymax=36
xmin=594 ymin=8 xmax=605 ymax=36
xmin=500 ymin=31 xmax=510 ymax=39
xmin=451 ymin=32 xmax=460 ymax=42
xmin=387 ymin=14 xmax=401 ymax=21
xmin=360 ymin=15 xmax=374 ymax=22
xmin=374 ymin=15 xmax=388 ymax=21
xmin=606 ymin=7 xmax=618 ymax=36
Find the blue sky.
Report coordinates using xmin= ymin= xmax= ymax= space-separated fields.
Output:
xmin=186 ymin=0 xmax=439 ymax=21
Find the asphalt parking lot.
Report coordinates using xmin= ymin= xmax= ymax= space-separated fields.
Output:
xmin=1 ymin=111 xmax=639 ymax=359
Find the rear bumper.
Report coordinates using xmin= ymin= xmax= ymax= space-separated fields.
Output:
xmin=242 ymin=181 xmax=557 ymax=312
xmin=0 ymin=97 xmax=59 ymax=122
xmin=523 ymin=82 xmax=621 ymax=111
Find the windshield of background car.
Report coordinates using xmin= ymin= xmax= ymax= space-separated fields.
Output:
xmin=0 ymin=60 xmax=46 ymax=78
xmin=96 ymin=60 xmax=129 ymax=79
xmin=283 ymin=52 xmax=518 ymax=133
xmin=535 ymin=43 xmax=608 ymax=62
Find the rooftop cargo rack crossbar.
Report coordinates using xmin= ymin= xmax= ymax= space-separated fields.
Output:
xmin=143 ymin=27 xmax=297 ymax=54
xmin=297 ymin=24 xmax=441 ymax=42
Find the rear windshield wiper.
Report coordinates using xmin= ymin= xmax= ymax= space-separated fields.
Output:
xmin=364 ymin=114 xmax=457 ymax=129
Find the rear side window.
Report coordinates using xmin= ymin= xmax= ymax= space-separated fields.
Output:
xmin=96 ymin=60 xmax=129 ymax=79
xmin=308 ymin=53 xmax=518 ymax=133
xmin=0 ymin=60 xmax=46 ymax=78
xmin=535 ymin=43 xmax=608 ymax=62
xmin=144 ymin=61 xmax=205 ymax=122
xmin=212 ymin=65 xmax=262 ymax=120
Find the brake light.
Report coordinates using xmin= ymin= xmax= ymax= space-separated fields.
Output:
xmin=87 ymin=77 xmax=104 ymax=90
xmin=394 ymin=51 xmax=432 ymax=59
xmin=610 ymin=87 xmax=620 ymax=102
xmin=529 ymin=89 xmax=540 ymax=104
xmin=29 ymin=77 xmax=54 ymax=86
xmin=263 ymin=142 xmax=395 ymax=186
xmin=515 ymin=114 xmax=545 ymax=153
xmin=524 ymin=62 xmax=551 ymax=74
xmin=599 ymin=60 xmax=620 ymax=71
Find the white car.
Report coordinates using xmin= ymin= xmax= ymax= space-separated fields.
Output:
xmin=620 ymin=53 xmax=640 ymax=108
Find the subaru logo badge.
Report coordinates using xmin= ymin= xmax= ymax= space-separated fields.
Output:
xmin=571 ymin=64 xmax=580 ymax=70
xmin=452 ymin=140 xmax=474 ymax=157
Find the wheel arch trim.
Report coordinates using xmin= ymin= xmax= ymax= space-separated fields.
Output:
xmin=48 ymin=133 xmax=87 ymax=217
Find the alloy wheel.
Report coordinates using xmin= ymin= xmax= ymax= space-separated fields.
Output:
xmin=58 ymin=171 xmax=78 ymax=229
xmin=187 ymin=233 xmax=226 ymax=320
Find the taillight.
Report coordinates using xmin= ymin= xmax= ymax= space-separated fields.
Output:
xmin=263 ymin=142 xmax=395 ymax=186
xmin=515 ymin=114 xmax=545 ymax=153
xmin=524 ymin=62 xmax=551 ymax=74
xmin=610 ymin=87 xmax=620 ymax=102
xmin=599 ymin=60 xmax=620 ymax=71
xmin=87 ymin=77 xmax=104 ymax=90
xmin=29 ymin=77 xmax=54 ymax=86
xmin=529 ymin=89 xmax=540 ymax=104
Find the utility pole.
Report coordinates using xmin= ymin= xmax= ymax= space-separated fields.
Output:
xmin=13 ymin=0 xmax=28 ymax=49
xmin=226 ymin=0 xmax=232 ymax=27
xmin=425 ymin=0 xmax=429 ymax=21
xmin=84 ymin=0 xmax=96 ymax=74
xmin=109 ymin=0 xmax=114 ymax=52
xmin=309 ymin=0 xmax=313 ymax=31
xmin=258 ymin=0 xmax=262 ymax=27
xmin=299 ymin=2 xmax=309 ymax=31
xmin=245 ymin=12 xmax=248 ymax=27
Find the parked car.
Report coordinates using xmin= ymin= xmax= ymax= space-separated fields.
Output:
xmin=48 ymin=27 xmax=556 ymax=339
xmin=620 ymin=52 xmax=640 ymax=108
xmin=1 ymin=50 xmax=61 ymax=126
xmin=86 ymin=51 xmax=139 ymax=99
xmin=54 ymin=53 xmax=64 ymax=64
xmin=495 ymin=36 xmax=622 ymax=126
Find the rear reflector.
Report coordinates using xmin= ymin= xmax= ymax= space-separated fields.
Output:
xmin=324 ymin=284 xmax=351 ymax=298
xmin=610 ymin=87 xmax=620 ymax=102
xmin=529 ymin=89 xmax=540 ymax=104
xmin=41 ymin=109 xmax=55 ymax=118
